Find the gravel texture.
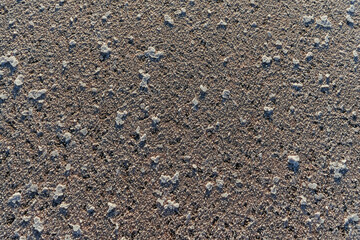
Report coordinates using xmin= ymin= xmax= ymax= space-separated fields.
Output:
xmin=1 ymin=0 xmax=360 ymax=239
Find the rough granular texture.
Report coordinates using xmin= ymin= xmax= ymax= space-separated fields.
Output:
xmin=1 ymin=0 xmax=360 ymax=239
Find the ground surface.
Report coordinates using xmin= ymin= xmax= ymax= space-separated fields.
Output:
xmin=1 ymin=0 xmax=360 ymax=239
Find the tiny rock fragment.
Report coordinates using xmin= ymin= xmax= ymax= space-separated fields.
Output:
xmin=222 ymin=89 xmax=230 ymax=99
xmin=270 ymin=185 xmax=277 ymax=195
xmin=33 ymin=217 xmax=44 ymax=234
xmin=275 ymin=40 xmax=282 ymax=48
xmin=346 ymin=14 xmax=354 ymax=25
xmin=329 ymin=161 xmax=348 ymax=180
xmin=0 ymin=55 xmax=19 ymax=68
xmin=221 ymin=192 xmax=229 ymax=199
xmin=100 ymin=43 xmax=111 ymax=60
xmin=344 ymin=214 xmax=359 ymax=227
xmin=347 ymin=5 xmax=355 ymax=14
xmin=0 ymin=92 xmax=8 ymax=102
xmin=115 ymin=111 xmax=127 ymax=126
xmin=205 ymin=182 xmax=213 ymax=192
xmin=144 ymin=47 xmax=164 ymax=61
xmin=314 ymin=38 xmax=320 ymax=46
xmin=25 ymin=181 xmax=38 ymax=197
xmin=264 ymin=106 xmax=274 ymax=119
xmin=164 ymin=14 xmax=174 ymax=26
xmin=69 ymin=39 xmax=76 ymax=47
xmin=308 ymin=183 xmax=318 ymax=190
xmin=72 ymin=224 xmax=82 ymax=237
xmin=59 ymin=202 xmax=70 ymax=214
xmin=157 ymin=198 xmax=179 ymax=214
xmin=320 ymin=85 xmax=330 ymax=93
xmin=303 ymin=15 xmax=314 ymax=25
xmin=288 ymin=155 xmax=300 ymax=172
xmin=305 ymin=52 xmax=313 ymax=61
xmin=28 ymin=89 xmax=47 ymax=100
xmin=216 ymin=179 xmax=224 ymax=190
xmin=292 ymin=58 xmax=300 ymax=67
xmin=175 ymin=8 xmax=186 ymax=17
xmin=63 ymin=132 xmax=72 ymax=144
xmin=107 ymin=202 xmax=117 ymax=217
xmin=139 ymin=69 xmax=150 ymax=90
xmin=273 ymin=55 xmax=281 ymax=61
xmin=8 ymin=192 xmax=21 ymax=207
xmin=192 ymin=97 xmax=199 ymax=110
xmin=87 ymin=204 xmax=95 ymax=215
xmin=316 ymin=15 xmax=332 ymax=28
xmin=53 ymin=184 xmax=66 ymax=205
xmin=217 ymin=20 xmax=227 ymax=28
xmin=151 ymin=155 xmax=160 ymax=165
xmin=14 ymin=74 xmax=24 ymax=87
xmin=292 ymin=83 xmax=303 ymax=91
xmin=353 ymin=50 xmax=358 ymax=59
xmin=200 ymin=85 xmax=207 ymax=95
xmin=262 ymin=55 xmax=272 ymax=65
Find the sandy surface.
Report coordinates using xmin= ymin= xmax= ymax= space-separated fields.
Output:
xmin=1 ymin=0 xmax=360 ymax=239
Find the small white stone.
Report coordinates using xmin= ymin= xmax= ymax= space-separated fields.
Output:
xmin=192 ymin=97 xmax=199 ymax=109
xmin=72 ymin=224 xmax=81 ymax=236
xmin=144 ymin=47 xmax=164 ymax=60
xmin=69 ymin=39 xmax=76 ymax=47
xmin=63 ymin=132 xmax=72 ymax=143
xmin=270 ymin=185 xmax=277 ymax=195
xmin=305 ymin=52 xmax=313 ymax=60
xmin=264 ymin=106 xmax=274 ymax=118
xmin=320 ymin=85 xmax=330 ymax=93
xmin=346 ymin=14 xmax=354 ymax=25
xmin=28 ymin=89 xmax=47 ymax=100
xmin=33 ymin=217 xmax=44 ymax=233
xmin=303 ymin=15 xmax=314 ymax=25
xmin=216 ymin=179 xmax=224 ymax=189
xmin=347 ymin=5 xmax=355 ymax=14
xmin=293 ymin=58 xmax=300 ymax=66
xmin=288 ymin=155 xmax=300 ymax=171
xmin=222 ymin=89 xmax=230 ymax=99
xmin=200 ymin=85 xmax=208 ymax=93
xmin=262 ymin=55 xmax=272 ymax=64
xmin=314 ymin=38 xmax=320 ymax=45
xmin=273 ymin=55 xmax=281 ymax=61
xmin=115 ymin=111 xmax=127 ymax=126
xmin=14 ymin=74 xmax=24 ymax=86
xmin=275 ymin=40 xmax=282 ymax=48
xmin=205 ymin=182 xmax=213 ymax=192
xmin=316 ymin=15 xmax=332 ymax=28
xmin=164 ymin=14 xmax=174 ymax=26
xmin=107 ymin=202 xmax=117 ymax=215
xmin=151 ymin=155 xmax=160 ymax=164
xmin=308 ymin=183 xmax=318 ymax=190
xmin=353 ymin=50 xmax=358 ymax=58
xmin=8 ymin=192 xmax=21 ymax=206
xmin=217 ymin=20 xmax=227 ymax=28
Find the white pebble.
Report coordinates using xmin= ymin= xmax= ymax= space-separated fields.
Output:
xmin=316 ymin=15 xmax=332 ymax=28
xmin=222 ymin=89 xmax=230 ymax=99
xmin=164 ymin=14 xmax=174 ymax=26
xmin=14 ymin=74 xmax=24 ymax=87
